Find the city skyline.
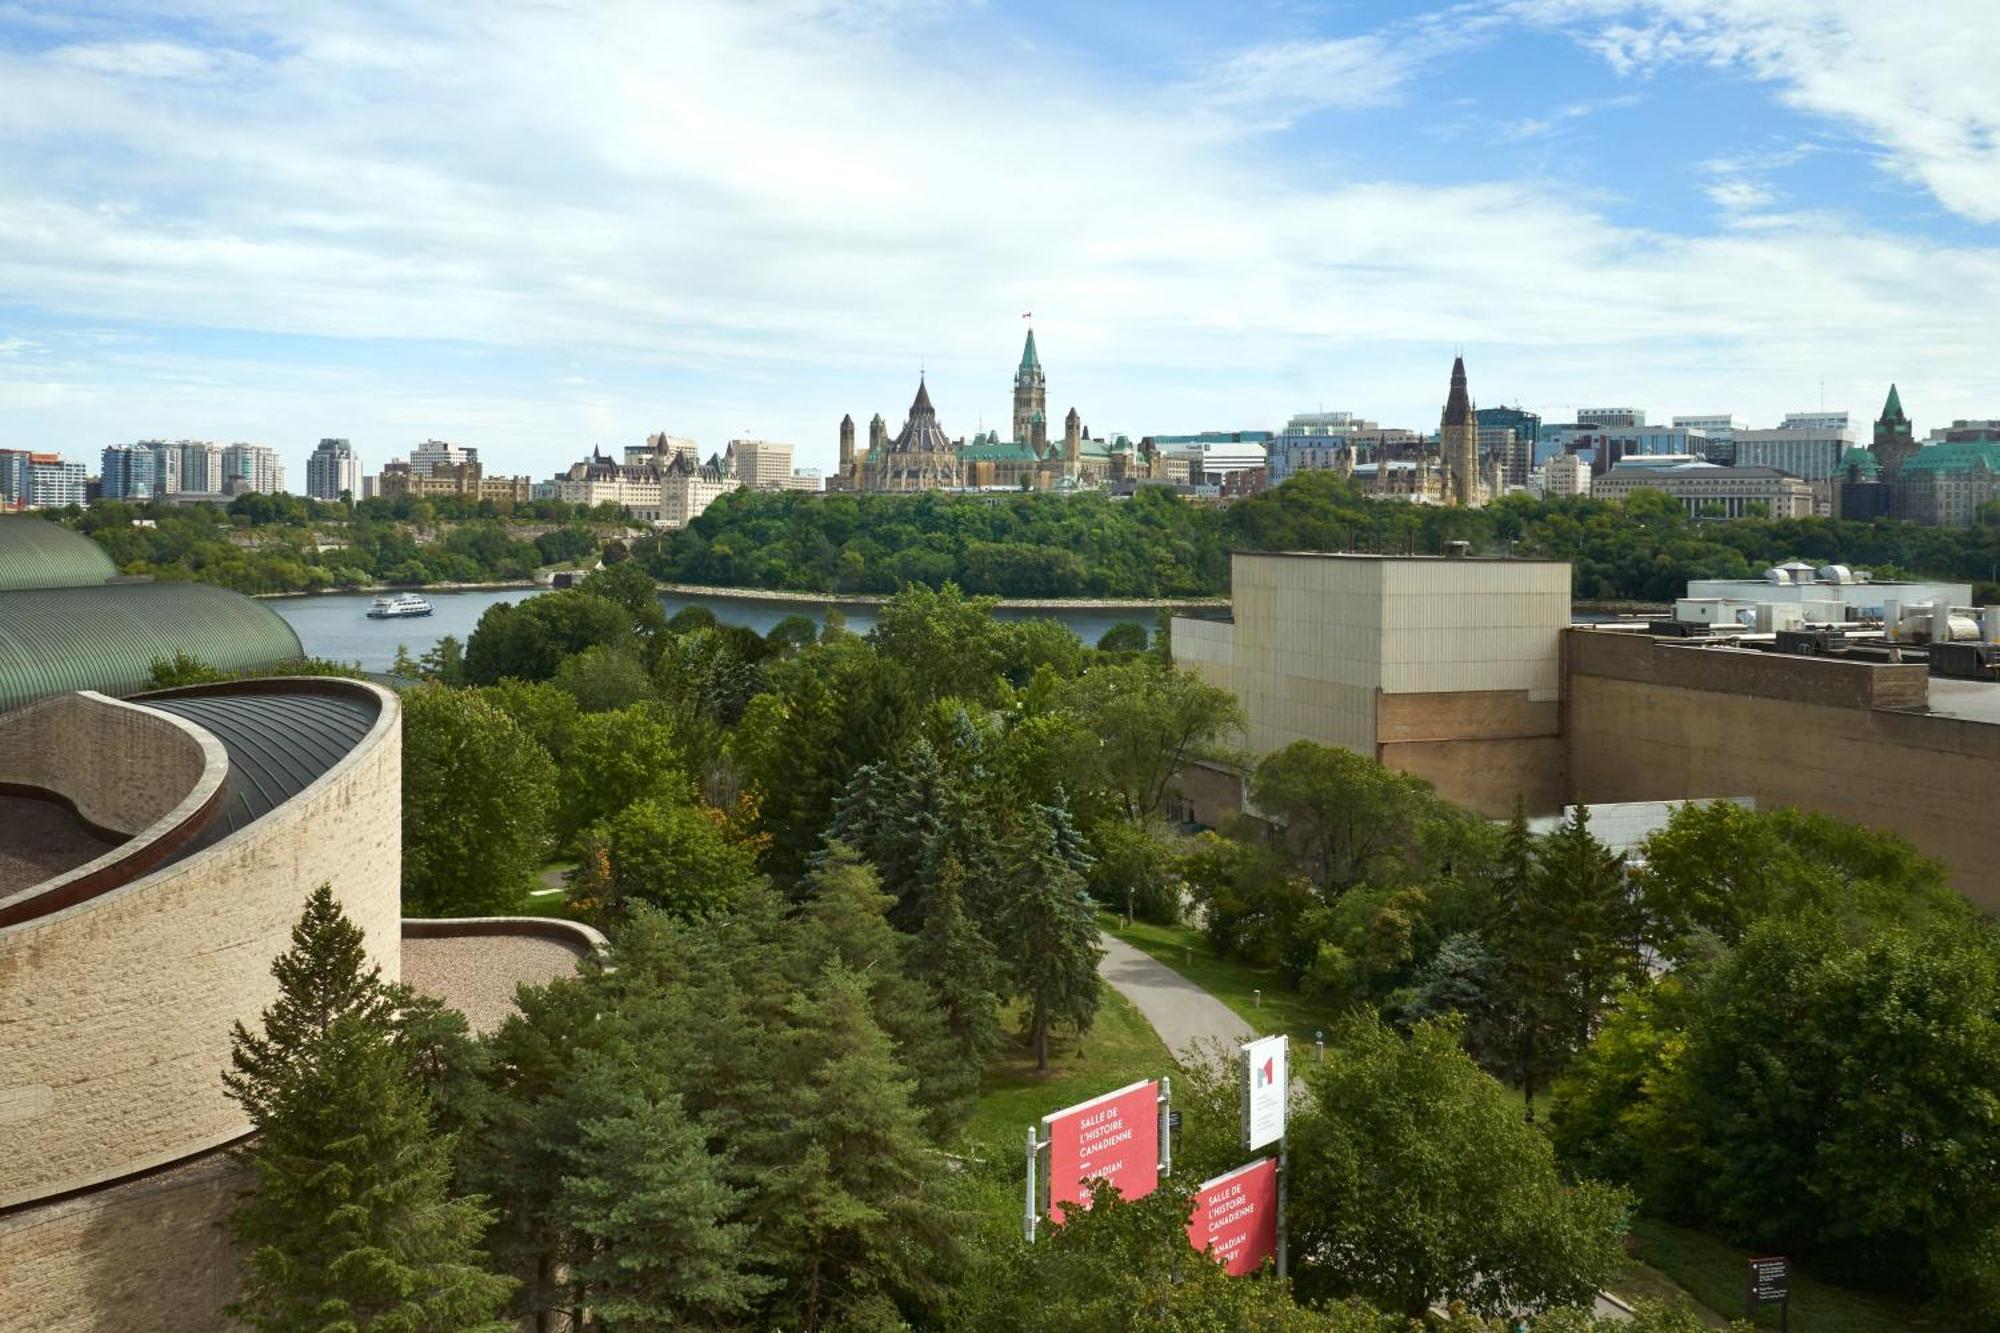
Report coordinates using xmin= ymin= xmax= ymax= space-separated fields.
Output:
xmin=2 ymin=2 xmax=1998 ymax=481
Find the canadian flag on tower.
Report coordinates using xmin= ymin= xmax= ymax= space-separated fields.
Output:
xmin=1022 ymin=311 xmax=1032 ymax=319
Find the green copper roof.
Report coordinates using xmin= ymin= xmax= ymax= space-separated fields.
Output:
xmin=959 ymin=441 xmax=1040 ymax=462
xmin=1839 ymin=446 xmax=1880 ymax=476
xmin=1899 ymin=441 xmax=2000 ymax=477
xmin=1020 ymin=327 xmax=1039 ymax=371
xmin=1881 ymin=383 xmax=1906 ymax=421
xmin=0 ymin=517 xmax=116 ymax=592
xmin=0 ymin=582 xmax=303 ymax=714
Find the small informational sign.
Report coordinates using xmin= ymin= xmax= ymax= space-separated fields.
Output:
xmin=1747 ymin=1256 xmax=1789 ymax=1308
xmin=1240 ymin=1034 xmax=1288 ymax=1150
xmin=1187 ymin=1158 xmax=1279 ymax=1276
xmin=1043 ymin=1079 xmax=1160 ymax=1218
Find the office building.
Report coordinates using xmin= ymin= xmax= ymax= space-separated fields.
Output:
xmin=1593 ymin=461 xmax=1814 ymax=519
xmin=1733 ymin=422 xmax=1854 ymax=480
xmin=724 ymin=438 xmax=796 ymax=488
xmin=1673 ymin=414 xmax=1738 ymax=464
xmin=409 ymin=439 xmax=478 ymax=475
xmin=1476 ymin=405 xmax=1541 ymax=476
xmin=1578 ymin=407 xmax=1645 ymax=428
xmin=1890 ymin=442 xmax=2000 ymax=527
xmin=1544 ymin=452 xmax=1590 ymax=497
xmin=377 ymin=458 xmax=532 ymax=505
xmin=305 ymin=438 xmax=362 ymax=502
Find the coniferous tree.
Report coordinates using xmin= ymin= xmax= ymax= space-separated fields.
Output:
xmin=224 ymin=885 xmax=514 ymax=1332
xmin=909 ymin=856 xmax=1004 ymax=1074
xmin=796 ymin=843 xmax=979 ymax=1137
xmin=555 ymin=1059 xmax=767 ymax=1331
xmin=751 ymin=964 xmax=959 ymax=1330
xmin=1001 ymin=802 xmax=1105 ymax=1070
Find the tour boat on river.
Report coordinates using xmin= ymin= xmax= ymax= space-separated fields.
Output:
xmin=365 ymin=592 xmax=434 ymax=619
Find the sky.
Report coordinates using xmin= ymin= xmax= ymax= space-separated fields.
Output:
xmin=2 ymin=1 xmax=1999 ymax=481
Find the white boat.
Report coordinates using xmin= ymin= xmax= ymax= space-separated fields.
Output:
xmin=366 ymin=592 xmax=434 ymax=619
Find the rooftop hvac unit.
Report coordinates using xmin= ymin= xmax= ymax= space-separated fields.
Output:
xmin=1754 ymin=603 xmax=1805 ymax=633
xmin=1817 ymin=564 xmax=1854 ymax=584
xmin=1928 ymin=641 xmax=2000 ymax=680
xmin=1762 ymin=566 xmax=1791 ymax=584
xmin=1777 ymin=627 xmax=1847 ymax=656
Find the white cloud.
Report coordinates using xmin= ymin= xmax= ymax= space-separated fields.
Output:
xmin=1704 ymin=178 xmax=1775 ymax=210
xmin=0 ymin=0 xmax=1996 ymax=477
xmin=1512 ymin=0 xmax=2000 ymax=223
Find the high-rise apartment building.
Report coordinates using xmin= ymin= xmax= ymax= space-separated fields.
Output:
xmin=305 ymin=438 xmax=362 ymax=501
xmin=220 ymin=443 xmax=285 ymax=494
xmin=100 ymin=444 xmax=158 ymax=500
xmin=0 ymin=451 xmax=87 ymax=509
xmin=145 ymin=440 xmax=223 ymax=495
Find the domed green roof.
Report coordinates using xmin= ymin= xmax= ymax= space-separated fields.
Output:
xmin=0 ymin=583 xmax=303 ymax=714
xmin=1838 ymin=446 xmax=1880 ymax=477
xmin=0 ymin=517 xmax=116 ymax=591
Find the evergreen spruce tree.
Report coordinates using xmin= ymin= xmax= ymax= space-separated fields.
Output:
xmin=752 ymin=964 xmax=959 ymax=1331
xmin=224 ymin=885 xmax=513 ymax=1331
xmin=555 ymin=1059 xmax=767 ymax=1331
xmin=909 ymin=856 xmax=1004 ymax=1073
xmin=1001 ymin=802 xmax=1105 ymax=1071
xmin=1537 ymin=803 xmax=1645 ymax=1058
xmin=796 ymin=843 xmax=980 ymax=1137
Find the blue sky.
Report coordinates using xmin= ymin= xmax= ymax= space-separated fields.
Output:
xmin=2 ymin=0 xmax=1998 ymax=481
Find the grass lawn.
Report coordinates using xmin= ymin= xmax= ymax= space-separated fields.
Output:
xmin=1099 ymin=912 xmax=1345 ymax=1046
xmin=1628 ymin=1217 xmax=1949 ymax=1332
xmin=963 ymin=983 xmax=1176 ymax=1151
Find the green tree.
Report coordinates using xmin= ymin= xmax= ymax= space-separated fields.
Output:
xmin=1062 ymin=660 xmax=1243 ymax=824
xmin=401 ymin=685 xmax=558 ymax=914
xmin=554 ymin=1058 xmax=766 ymax=1331
xmin=553 ymin=702 xmax=689 ymax=846
xmin=595 ymin=793 xmax=760 ymax=920
xmin=908 ymin=857 xmax=1004 ymax=1078
xmin=1248 ymin=741 xmax=1447 ymax=897
xmin=751 ymin=964 xmax=959 ymax=1330
xmin=870 ymin=581 xmax=1009 ymax=703
xmin=956 ymin=1179 xmax=1369 ymax=1332
xmin=1095 ymin=621 xmax=1149 ymax=654
xmin=1288 ymin=1014 xmax=1629 ymax=1319
xmin=463 ymin=588 xmax=634 ymax=684
xmin=1001 ymin=802 xmax=1104 ymax=1070
xmin=551 ymin=643 xmax=654 ymax=713
xmin=224 ymin=886 xmax=514 ymax=1332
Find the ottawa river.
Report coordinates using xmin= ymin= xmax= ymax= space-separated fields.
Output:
xmin=269 ymin=587 xmax=1180 ymax=674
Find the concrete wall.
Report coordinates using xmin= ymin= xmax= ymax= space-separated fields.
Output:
xmin=0 ymin=681 xmax=403 ymax=1209
xmin=0 ymin=692 xmax=216 ymax=836
xmin=0 ymin=1151 xmax=243 ymax=1333
xmin=1566 ymin=630 xmax=1999 ymax=910
xmin=1174 ymin=554 xmax=1571 ymax=817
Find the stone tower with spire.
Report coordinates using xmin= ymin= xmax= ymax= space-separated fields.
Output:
xmin=1013 ymin=327 xmax=1046 ymax=448
xmin=1063 ymin=406 xmax=1082 ymax=479
xmin=1871 ymin=383 xmax=1918 ymax=480
xmin=838 ymin=413 xmax=855 ymax=473
xmin=1440 ymin=354 xmax=1481 ymax=508
xmin=865 ymin=377 xmax=962 ymax=491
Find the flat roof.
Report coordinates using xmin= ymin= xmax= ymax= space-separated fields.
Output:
xmin=1238 ymin=550 xmax=1569 ymax=564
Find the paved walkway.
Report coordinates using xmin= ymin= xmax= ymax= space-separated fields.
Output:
xmin=1096 ymin=931 xmax=1254 ymax=1065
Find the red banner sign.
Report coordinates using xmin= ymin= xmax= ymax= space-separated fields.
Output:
xmin=1187 ymin=1157 xmax=1278 ymax=1276
xmin=1044 ymin=1079 xmax=1160 ymax=1218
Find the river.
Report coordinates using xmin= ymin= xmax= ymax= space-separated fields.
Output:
xmin=269 ymin=587 xmax=1181 ymax=673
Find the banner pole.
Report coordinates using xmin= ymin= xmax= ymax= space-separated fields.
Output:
xmin=1277 ymin=1133 xmax=1289 ymax=1279
xmin=1024 ymin=1124 xmax=1040 ymax=1243
xmin=1159 ymin=1075 xmax=1173 ymax=1178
